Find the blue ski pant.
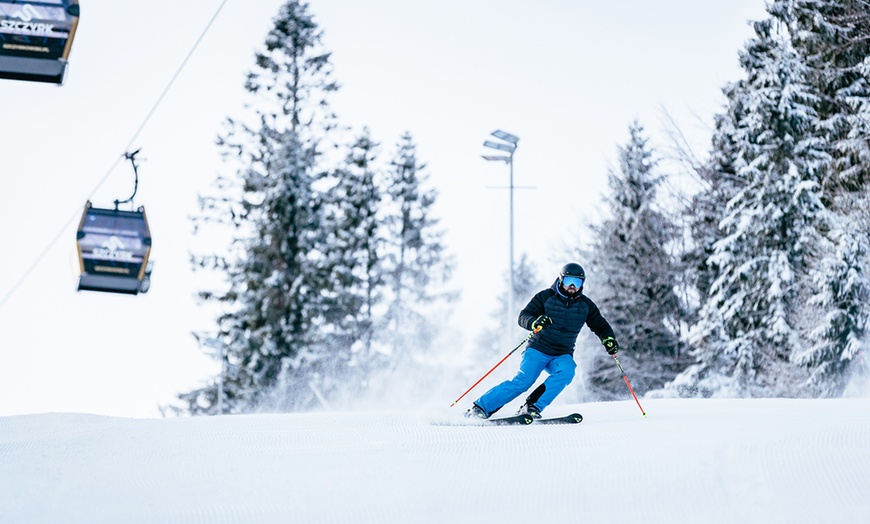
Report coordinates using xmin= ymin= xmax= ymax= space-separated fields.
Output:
xmin=474 ymin=347 xmax=576 ymax=417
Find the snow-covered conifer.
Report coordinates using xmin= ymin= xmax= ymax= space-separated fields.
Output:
xmin=674 ymin=13 xmax=829 ymax=397
xmin=373 ymin=134 xmax=455 ymax=391
xmin=582 ymin=122 xmax=685 ymax=397
xmin=786 ymin=0 xmax=870 ymax=395
xmin=317 ymin=128 xmax=385 ymax=398
xmin=181 ymin=0 xmax=339 ymax=414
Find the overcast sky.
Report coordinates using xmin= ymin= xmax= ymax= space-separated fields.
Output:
xmin=0 ymin=0 xmax=769 ymax=418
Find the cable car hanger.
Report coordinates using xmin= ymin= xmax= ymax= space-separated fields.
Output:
xmin=114 ymin=148 xmax=142 ymax=210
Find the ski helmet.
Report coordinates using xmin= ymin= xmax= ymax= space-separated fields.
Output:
xmin=559 ymin=262 xmax=585 ymax=290
xmin=560 ymin=262 xmax=585 ymax=280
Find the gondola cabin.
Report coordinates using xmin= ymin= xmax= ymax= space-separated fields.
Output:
xmin=0 ymin=0 xmax=80 ymax=84
xmin=76 ymin=201 xmax=152 ymax=295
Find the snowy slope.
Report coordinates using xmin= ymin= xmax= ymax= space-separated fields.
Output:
xmin=1 ymin=398 xmax=869 ymax=523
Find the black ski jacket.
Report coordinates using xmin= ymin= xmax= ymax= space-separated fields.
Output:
xmin=517 ymin=279 xmax=615 ymax=356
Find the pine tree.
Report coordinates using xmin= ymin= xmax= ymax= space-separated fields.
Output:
xmin=377 ymin=134 xmax=455 ymax=368
xmin=318 ymin=128 xmax=385 ymax=398
xmin=683 ymin=81 xmax=753 ymax=318
xmin=675 ymin=14 xmax=829 ymax=397
xmin=797 ymin=228 xmax=869 ymax=395
xmin=180 ymin=0 xmax=339 ymax=414
xmin=784 ymin=0 xmax=870 ymax=395
xmin=789 ymin=0 xmax=870 ymax=195
xmin=582 ymin=121 xmax=685 ymax=398
xmin=670 ymin=61 xmax=761 ymax=400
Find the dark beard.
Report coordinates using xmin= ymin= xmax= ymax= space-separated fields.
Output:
xmin=561 ymin=285 xmax=580 ymax=296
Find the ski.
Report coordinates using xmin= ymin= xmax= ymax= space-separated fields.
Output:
xmin=486 ymin=414 xmax=534 ymax=425
xmin=533 ymin=413 xmax=583 ymax=425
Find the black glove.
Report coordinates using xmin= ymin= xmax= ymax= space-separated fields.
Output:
xmin=602 ymin=336 xmax=619 ymax=355
xmin=531 ymin=315 xmax=553 ymax=331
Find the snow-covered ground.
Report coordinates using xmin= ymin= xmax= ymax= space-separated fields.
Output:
xmin=1 ymin=398 xmax=869 ymax=523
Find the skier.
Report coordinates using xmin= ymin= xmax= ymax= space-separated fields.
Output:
xmin=467 ymin=262 xmax=619 ymax=420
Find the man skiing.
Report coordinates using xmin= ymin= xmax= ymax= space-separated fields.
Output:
xmin=467 ymin=262 xmax=619 ymax=420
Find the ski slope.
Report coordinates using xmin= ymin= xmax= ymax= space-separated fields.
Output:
xmin=1 ymin=398 xmax=869 ymax=523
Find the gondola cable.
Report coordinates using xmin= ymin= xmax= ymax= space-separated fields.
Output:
xmin=0 ymin=0 xmax=231 ymax=310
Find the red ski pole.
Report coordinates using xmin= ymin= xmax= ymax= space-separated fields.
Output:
xmin=450 ymin=327 xmax=541 ymax=408
xmin=613 ymin=354 xmax=647 ymax=417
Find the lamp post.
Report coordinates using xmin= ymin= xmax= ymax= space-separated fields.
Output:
xmin=482 ymin=130 xmax=519 ymax=339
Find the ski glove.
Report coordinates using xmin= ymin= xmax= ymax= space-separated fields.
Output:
xmin=602 ymin=336 xmax=619 ymax=355
xmin=531 ymin=315 xmax=553 ymax=331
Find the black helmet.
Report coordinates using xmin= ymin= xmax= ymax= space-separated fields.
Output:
xmin=560 ymin=262 xmax=585 ymax=280
xmin=559 ymin=262 xmax=585 ymax=291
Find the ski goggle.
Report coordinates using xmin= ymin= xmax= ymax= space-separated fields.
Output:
xmin=561 ymin=275 xmax=584 ymax=288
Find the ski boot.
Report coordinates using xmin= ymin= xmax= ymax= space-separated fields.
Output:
xmin=517 ymin=402 xmax=542 ymax=420
xmin=465 ymin=404 xmax=489 ymax=419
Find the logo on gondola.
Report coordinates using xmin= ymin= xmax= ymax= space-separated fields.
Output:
xmin=93 ymin=236 xmax=135 ymax=261
xmin=11 ymin=4 xmax=40 ymax=22
xmin=0 ymin=3 xmax=55 ymax=34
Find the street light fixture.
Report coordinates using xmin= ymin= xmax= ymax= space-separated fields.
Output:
xmin=491 ymin=130 xmax=520 ymax=145
xmin=483 ymin=140 xmax=515 ymax=153
xmin=482 ymin=130 xmax=519 ymax=340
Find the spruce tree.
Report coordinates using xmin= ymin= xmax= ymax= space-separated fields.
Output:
xmin=180 ymin=0 xmax=339 ymax=414
xmin=661 ymin=1 xmax=870 ymax=398
xmin=785 ymin=0 xmax=870 ymax=395
xmin=318 ymin=128 xmax=385 ymax=398
xmin=789 ymin=0 xmax=870 ymax=194
xmin=675 ymin=14 xmax=829 ymax=397
xmin=583 ymin=121 xmax=685 ymax=398
xmin=797 ymin=229 xmax=869 ymax=396
xmin=683 ymin=81 xmax=752 ymax=319
xmin=378 ymin=134 xmax=455 ymax=368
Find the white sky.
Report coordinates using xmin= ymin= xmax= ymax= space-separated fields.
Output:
xmin=0 ymin=0 xmax=770 ymax=418
xmin=3 ymin=398 xmax=870 ymax=522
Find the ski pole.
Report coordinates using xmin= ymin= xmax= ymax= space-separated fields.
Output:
xmin=450 ymin=327 xmax=541 ymax=408
xmin=613 ymin=354 xmax=647 ymax=417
